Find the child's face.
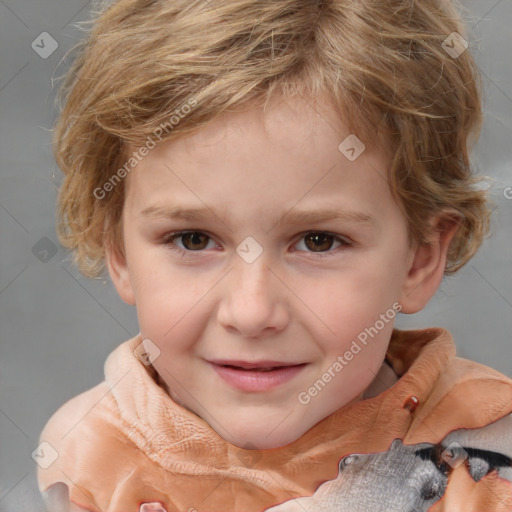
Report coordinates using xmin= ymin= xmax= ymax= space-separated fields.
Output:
xmin=109 ymin=95 xmax=423 ymax=449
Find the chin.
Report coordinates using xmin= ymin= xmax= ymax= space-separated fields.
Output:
xmin=220 ymin=422 xmax=306 ymax=450
xmin=231 ymin=435 xmax=296 ymax=450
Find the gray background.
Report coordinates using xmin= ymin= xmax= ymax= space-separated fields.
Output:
xmin=0 ymin=0 xmax=511 ymax=510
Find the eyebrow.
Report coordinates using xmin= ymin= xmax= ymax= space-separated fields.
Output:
xmin=139 ymin=205 xmax=375 ymax=228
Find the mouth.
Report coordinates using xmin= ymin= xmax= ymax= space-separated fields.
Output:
xmin=209 ymin=360 xmax=306 ymax=370
xmin=220 ymin=365 xmax=295 ymax=372
xmin=207 ymin=360 xmax=308 ymax=392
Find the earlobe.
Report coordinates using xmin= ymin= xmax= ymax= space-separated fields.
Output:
xmin=399 ymin=212 xmax=461 ymax=314
xmin=105 ymin=238 xmax=136 ymax=306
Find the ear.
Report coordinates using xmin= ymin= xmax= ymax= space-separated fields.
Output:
xmin=105 ymin=236 xmax=136 ymax=306
xmin=398 ymin=211 xmax=461 ymax=314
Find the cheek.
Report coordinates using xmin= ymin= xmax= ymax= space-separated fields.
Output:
xmin=128 ymin=257 xmax=207 ymax=347
xmin=322 ymin=261 xmax=402 ymax=312
xmin=310 ymin=265 xmax=403 ymax=349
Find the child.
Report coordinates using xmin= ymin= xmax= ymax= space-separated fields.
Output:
xmin=37 ymin=0 xmax=512 ymax=510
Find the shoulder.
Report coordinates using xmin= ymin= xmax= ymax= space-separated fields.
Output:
xmin=38 ymin=381 xmax=117 ymax=448
xmin=37 ymin=381 xmax=149 ymax=511
xmin=441 ymin=356 xmax=512 ymax=407
xmin=434 ymin=411 xmax=512 ymax=509
xmin=442 ymin=411 xmax=512 ymax=461
xmin=404 ymin=352 xmax=512 ymax=448
xmin=428 ymin=355 xmax=512 ymax=418
xmin=448 ymin=357 xmax=511 ymax=411
xmin=426 ymin=359 xmax=512 ymax=484
xmin=38 ymin=335 xmax=144 ymax=457
xmin=37 ymin=381 xmax=134 ymax=492
xmin=37 ymin=377 xmax=173 ymax=511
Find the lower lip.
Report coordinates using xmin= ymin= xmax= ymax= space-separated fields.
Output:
xmin=209 ymin=363 xmax=307 ymax=392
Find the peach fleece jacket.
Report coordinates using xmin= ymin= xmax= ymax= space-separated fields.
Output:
xmin=37 ymin=328 xmax=512 ymax=511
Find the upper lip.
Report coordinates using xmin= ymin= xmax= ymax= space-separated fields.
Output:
xmin=208 ymin=359 xmax=305 ymax=369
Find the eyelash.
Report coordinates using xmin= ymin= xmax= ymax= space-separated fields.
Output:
xmin=160 ymin=230 xmax=353 ymax=260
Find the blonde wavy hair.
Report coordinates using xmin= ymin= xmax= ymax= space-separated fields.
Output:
xmin=53 ymin=0 xmax=490 ymax=278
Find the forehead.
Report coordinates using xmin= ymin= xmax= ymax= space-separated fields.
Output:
xmin=123 ymin=95 xmax=395 ymax=225
xmin=137 ymin=95 xmax=346 ymax=166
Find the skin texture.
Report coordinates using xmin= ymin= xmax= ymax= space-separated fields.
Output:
xmin=106 ymin=94 xmax=458 ymax=450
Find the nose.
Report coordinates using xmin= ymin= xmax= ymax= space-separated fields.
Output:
xmin=216 ymin=256 xmax=290 ymax=338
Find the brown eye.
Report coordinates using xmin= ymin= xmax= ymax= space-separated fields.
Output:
xmin=304 ymin=232 xmax=337 ymax=252
xmin=177 ymin=232 xmax=210 ymax=250
xmin=293 ymin=231 xmax=352 ymax=258
xmin=163 ymin=231 xmax=215 ymax=253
